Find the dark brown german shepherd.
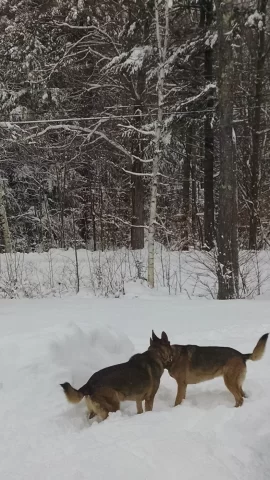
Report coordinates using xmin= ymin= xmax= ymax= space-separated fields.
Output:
xmin=165 ymin=333 xmax=268 ymax=407
xmin=60 ymin=331 xmax=172 ymax=421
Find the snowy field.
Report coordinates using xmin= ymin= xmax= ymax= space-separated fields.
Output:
xmin=1 ymin=246 xmax=270 ymax=299
xmin=0 ymin=291 xmax=270 ymax=479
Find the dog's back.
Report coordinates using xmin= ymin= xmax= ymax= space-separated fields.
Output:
xmin=79 ymin=352 xmax=162 ymax=399
xmin=190 ymin=345 xmax=243 ymax=378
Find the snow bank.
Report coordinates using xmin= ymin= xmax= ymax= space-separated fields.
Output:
xmin=0 ymin=321 xmax=134 ymax=391
xmin=51 ymin=323 xmax=134 ymax=387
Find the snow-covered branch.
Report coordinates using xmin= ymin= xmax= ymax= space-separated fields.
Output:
xmin=118 ymin=124 xmax=155 ymax=136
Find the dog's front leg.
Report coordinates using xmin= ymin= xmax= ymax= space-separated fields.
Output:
xmin=145 ymin=381 xmax=160 ymax=412
xmin=145 ymin=397 xmax=154 ymax=411
xmin=136 ymin=400 xmax=143 ymax=414
xmin=174 ymin=381 xmax=187 ymax=406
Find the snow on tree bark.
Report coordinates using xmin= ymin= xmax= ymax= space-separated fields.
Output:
xmin=202 ymin=0 xmax=215 ymax=250
xmin=216 ymin=0 xmax=239 ymax=299
xmin=148 ymin=0 xmax=170 ymax=288
xmin=248 ymin=0 xmax=268 ymax=250
xmin=0 ymin=180 xmax=12 ymax=253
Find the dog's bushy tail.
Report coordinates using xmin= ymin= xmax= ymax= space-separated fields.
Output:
xmin=60 ymin=382 xmax=84 ymax=404
xmin=243 ymin=333 xmax=269 ymax=361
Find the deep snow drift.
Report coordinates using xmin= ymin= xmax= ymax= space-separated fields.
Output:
xmin=0 ymin=294 xmax=270 ymax=479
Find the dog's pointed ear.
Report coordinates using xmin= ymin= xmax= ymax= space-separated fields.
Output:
xmin=161 ymin=331 xmax=169 ymax=343
xmin=152 ymin=330 xmax=159 ymax=342
xmin=150 ymin=337 xmax=153 ymax=346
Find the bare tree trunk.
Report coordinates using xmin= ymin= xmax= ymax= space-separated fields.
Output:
xmin=216 ymin=0 xmax=239 ymax=300
xmin=71 ymin=208 xmax=80 ymax=294
xmin=100 ymin=185 xmax=104 ymax=251
xmin=182 ymin=124 xmax=192 ymax=249
xmin=131 ymin=161 xmax=144 ymax=249
xmin=148 ymin=0 xmax=169 ymax=288
xmin=131 ymin=100 xmax=145 ymax=250
xmin=191 ymin=144 xmax=197 ymax=244
xmin=202 ymin=0 xmax=215 ymax=249
xmin=130 ymin=10 xmax=151 ymax=250
xmin=249 ymin=0 xmax=268 ymax=250
xmin=0 ymin=180 xmax=12 ymax=253
xmin=57 ymin=164 xmax=66 ymax=249
xmin=90 ymin=185 xmax=97 ymax=251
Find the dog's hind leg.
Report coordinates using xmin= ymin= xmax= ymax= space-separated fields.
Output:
xmin=85 ymin=398 xmax=96 ymax=419
xmin=145 ymin=396 xmax=154 ymax=412
xmin=85 ymin=394 xmax=109 ymax=421
xmin=240 ymin=388 xmax=248 ymax=398
xmin=85 ymin=395 xmax=97 ymax=419
xmin=136 ymin=400 xmax=143 ymax=414
xmin=93 ymin=390 xmax=120 ymax=421
xmin=223 ymin=357 xmax=247 ymax=407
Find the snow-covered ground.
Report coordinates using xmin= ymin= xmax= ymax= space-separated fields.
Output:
xmin=0 ymin=292 xmax=270 ymax=479
xmin=1 ymin=246 xmax=270 ymax=299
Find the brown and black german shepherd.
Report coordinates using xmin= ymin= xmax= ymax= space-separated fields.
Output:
xmin=165 ymin=333 xmax=268 ymax=408
xmin=60 ymin=331 xmax=172 ymax=421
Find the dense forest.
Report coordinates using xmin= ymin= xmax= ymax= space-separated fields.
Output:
xmin=0 ymin=0 xmax=269 ymax=298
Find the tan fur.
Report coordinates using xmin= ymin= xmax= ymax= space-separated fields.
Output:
xmin=62 ymin=383 xmax=84 ymax=404
xmin=249 ymin=335 xmax=268 ymax=361
xmin=85 ymin=389 xmax=120 ymax=420
xmin=166 ymin=333 xmax=268 ymax=408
